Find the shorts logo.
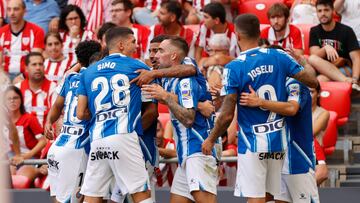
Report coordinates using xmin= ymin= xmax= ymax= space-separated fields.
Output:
xmin=47 ymin=158 xmax=60 ymax=170
xmin=258 ymin=152 xmax=285 ymax=160
xmin=90 ymin=147 xmax=120 ymax=161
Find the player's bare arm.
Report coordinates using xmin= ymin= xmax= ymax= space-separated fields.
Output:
xmin=76 ymin=95 xmax=91 ymax=120
xmin=202 ymin=93 xmax=237 ymax=155
xmin=240 ymin=85 xmax=300 ymax=116
xmin=141 ymin=102 xmax=159 ymax=131
xmin=45 ymin=95 xmax=65 ymax=140
xmin=131 ymin=64 xmax=197 ymax=86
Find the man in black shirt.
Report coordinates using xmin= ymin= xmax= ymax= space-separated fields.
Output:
xmin=308 ymin=0 xmax=360 ymax=87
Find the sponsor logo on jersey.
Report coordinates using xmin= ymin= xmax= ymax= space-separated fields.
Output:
xmin=252 ymin=118 xmax=285 ymax=134
xmin=90 ymin=147 xmax=120 ymax=161
xmin=61 ymin=125 xmax=84 ymax=136
xmin=96 ymin=107 xmax=128 ymax=122
xmin=258 ymin=152 xmax=285 ymax=160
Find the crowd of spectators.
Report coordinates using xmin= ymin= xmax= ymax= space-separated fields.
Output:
xmin=0 ymin=0 xmax=359 ymax=189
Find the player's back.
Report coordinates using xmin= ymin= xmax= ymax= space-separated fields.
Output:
xmin=78 ymin=53 xmax=150 ymax=141
xmin=223 ymin=47 xmax=303 ymax=153
xmin=284 ymin=78 xmax=315 ymax=174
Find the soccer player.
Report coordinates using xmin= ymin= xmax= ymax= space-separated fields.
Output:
xmin=201 ymin=14 xmax=318 ymax=203
xmin=142 ymin=36 xmax=219 ymax=203
xmin=45 ymin=40 xmax=102 ymax=203
xmin=239 ymin=77 xmax=320 ymax=203
xmin=76 ymin=27 xmax=155 ymax=203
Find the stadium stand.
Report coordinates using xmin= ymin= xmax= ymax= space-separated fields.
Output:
xmin=238 ymin=0 xmax=286 ymax=24
xmin=12 ymin=175 xmax=31 ymax=189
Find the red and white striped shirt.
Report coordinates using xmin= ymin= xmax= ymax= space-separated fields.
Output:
xmin=195 ymin=22 xmax=240 ymax=57
xmin=15 ymin=78 xmax=57 ymax=127
xmin=68 ymin=0 xmax=112 ymax=26
xmin=188 ymin=0 xmax=211 ymax=12
xmin=60 ymin=30 xmax=95 ymax=60
xmin=261 ymin=24 xmax=304 ymax=50
xmin=144 ymin=0 xmax=163 ymax=11
xmin=0 ymin=22 xmax=45 ymax=74
xmin=15 ymin=113 xmax=43 ymax=156
xmin=145 ymin=24 xmax=196 ymax=58
xmin=132 ymin=24 xmax=150 ymax=59
xmin=44 ymin=54 xmax=76 ymax=83
xmin=0 ymin=0 xmax=7 ymax=19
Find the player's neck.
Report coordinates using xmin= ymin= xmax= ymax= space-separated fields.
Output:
xmin=212 ymin=22 xmax=227 ymax=33
xmin=321 ymin=20 xmax=336 ymax=32
xmin=163 ymin=22 xmax=182 ymax=36
xmin=10 ymin=20 xmax=26 ymax=34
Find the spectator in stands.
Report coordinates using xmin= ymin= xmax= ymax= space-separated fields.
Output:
xmin=308 ymin=0 xmax=360 ymax=87
xmin=195 ymin=2 xmax=239 ymax=62
xmin=43 ymin=32 xmax=77 ymax=83
xmin=58 ymin=5 xmax=95 ymax=58
xmin=310 ymin=85 xmax=330 ymax=145
xmin=15 ymin=52 xmax=57 ymax=127
xmin=97 ymin=22 xmax=117 ymax=48
xmin=0 ymin=0 xmax=45 ymax=79
xmin=0 ymin=0 xmax=6 ymax=27
xmin=334 ymin=0 xmax=360 ymax=44
xmin=24 ymin=0 xmax=60 ymax=33
xmin=261 ymin=3 xmax=304 ymax=55
xmin=145 ymin=1 xmax=196 ymax=58
xmin=111 ymin=0 xmax=150 ymax=59
xmin=133 ymin=0 xmax=161 ymax=26
xmin=6 ymin=86 xmax=46 ymax=182
xmin=290 ymin=0 xmax=319 ymax=24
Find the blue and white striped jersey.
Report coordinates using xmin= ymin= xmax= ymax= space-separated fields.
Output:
xmin=77 ymin=53 xmax=151 ymax=141
xmin=283 ymin=78 xmax=316 ymax=174
xmin=162 ymin=76 xmax=215 ymax=166
xmin=221 ymin=47 xmax=303 ymax=154
xmin=55 ymin=70 xmax=90 ymax=152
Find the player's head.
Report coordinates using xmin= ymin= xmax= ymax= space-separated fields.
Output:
xmin=25 ymin=52 xmax=45 ymax=82
xmin=155 ymin=36 xmax=189 ymax=69
xmin=97 ymin=22 xmax=117 ymax=48
xmin=45 ymin=32 xmax=63 ymax=60
xmin=267 ymin=3 xmax=289 ymax=32
xmin=149 ymin=35 xmax=171 ymax=69
xmin=234 ymin=14 xmax=260 ymax=49
xmin=59 ymin=5 xmax=87 ymax=32
xmin=105 ymin=27 xmax=136 ymax=57
xmin=158 ymin=1 xmax=182 ymax=26
xmin=315 ymin=0 xmax=334 ymax=25
xmin=75 ymin=40 xmax=102 ymax=67
xmin=111 ymin=0 xmax=133 ymax=26
xmin=7 ymin=0 xmax=26 ymax=25
xmin=203 ymin=3 xmax=226 ymax=29
xmin=208 ymin=34 xmax=230 ymax=56
xmin=5 ymin=85 xmax=26 ymax=115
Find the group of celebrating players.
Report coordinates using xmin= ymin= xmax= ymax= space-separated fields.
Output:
xmin=43 ymin=11 xmax=321 ymax=203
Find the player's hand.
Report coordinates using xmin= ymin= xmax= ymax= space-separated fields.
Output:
xmin=141 ymin=84 xmax=169 ymax=102
xmin=324 ymin=45 xmax=339 ymax=62
xmin=38 ymin=165 xmax=48 ymax=175
xmin=131 ymin=69 xmax=155 ymax=86
xmin=44 ymin=121 xmax=54 ymax=140
xmin=198 ymin=100 xmax=215 ymax=118
xmin=202 ymin=137 xmax=215 ymax=155
xmin=240 ymin=85 xmax=262 ymax=107
xmin=209 ymin=86 xmax=221 ymax=99
xmin=286 ymin=48 xmax=302 ymax=62
xmin=11 ymin=155 xmax=24 ymax=166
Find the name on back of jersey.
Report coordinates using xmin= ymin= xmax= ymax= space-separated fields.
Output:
xmin=252 ymin=118 xmax=284 ymax=134
xmin=247 ymin=65 xmax=273 ymax=81
xmin=96 ymin=107 xmax=127 ymax=122
xmin=97 ymin=61 xmax=116 ymax=70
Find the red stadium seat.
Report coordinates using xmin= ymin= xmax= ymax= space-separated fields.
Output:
xmin=238 ymin=0 xmax=286 ymax=24
xmin=322 ymin=111 xmax=338 ymax=156
xmin=12 ymin=175 xmax=31 ymax=189
xmin=158 ymin=113 xmax=170 ymax=128
xmin=158 ymin=103 xmax=169 ymax=113
xmin=319 ymin=82 xmax=352 ymax=126
xmin=293 ymin=24 xmax=314 ymax=55
xmin=34 ymin=175 xmax=50 ymax=191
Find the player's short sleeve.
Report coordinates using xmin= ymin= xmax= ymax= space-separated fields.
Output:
xmin=76 ymin=71 xmax=87 ymax=96
xmin=177 ymin=78 xmax=199 ymax=109
xmin=58 ymin=76 xmax=69 ymax=97
xmin=277 ymin=50 xmax=304 ymax=77
xmin=220 ymin=62 xmax=240 ymax=96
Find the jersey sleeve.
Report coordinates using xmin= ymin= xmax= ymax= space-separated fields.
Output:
xmin=58 ymin=75 xmax=70 ymax=98
xmin=278 ymin=50 xmax=304 ymax=77
xmin=220 ymin=62 xmax=240 ymax=96
xmin=344 ymin=26 xmax=360 ymax=52
xmin=29 ymin=115 xmax=44 ymax=138
xmin=309 ymin=26 xmax=320 ymax=48
xmin=76 ymin=71 xmax=87 ymax=96
xmin=176 ymin=78 xmax=199 ymax=109
xmin=33 ymin=26 xmax=45 ymax=49
xmin=291 ymin=26 xmax=304 ymax=50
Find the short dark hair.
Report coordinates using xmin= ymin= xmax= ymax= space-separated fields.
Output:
xmin=167 ymin=36 xmax=189 ymax=57
xmin=234 ymin=14 xmax=260 ymax=40
xmin=150 ymin=35 xmax=171 ymax=44
xmin=203 ymin=3 xmax=226 ymax=24
xmin=97 ymin=22 xmax=117 ymax=40
xmin=160 ymin=1 xmax=182 ymax=21
xmin=75 ymin=40 xmax=102 ymax=67
xmin=111 ymin=0 xmax=134 ymax=10
xmin=315 ymin=0 xmax=334 ymax=9
xmin=59 ymin=5 xmax=87 ymax=32
xmin=105 ymin=27 xmax=134 ymax=49
xmin=6 ymin=86 xmax=26 ymax=115
xmin=267 ymin=3 xmax=290 ymax=19
xmin=25 ymin=52 xmax=44 ymax=66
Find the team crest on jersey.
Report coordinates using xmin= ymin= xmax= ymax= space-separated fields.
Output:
xmin=22 ymin=37 xmax=30 ymax=46
xmin=181 ymin=90 xmax=191 ymax=100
